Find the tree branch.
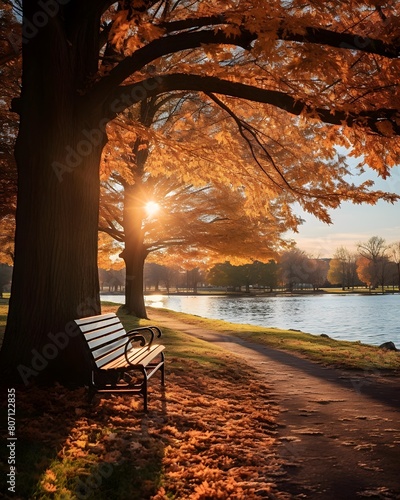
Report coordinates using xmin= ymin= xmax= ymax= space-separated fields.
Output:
xmin=159 ymin=15 xmax=399 ymax=57
xmin=206 ymin=92 xmax=293 ymax=193
xmin=147 ymin=238 xmax=187 ymax=253
xmin=99 ymin=225 xmax=125 ymax=242
xmin=107 ymin=73 xmax=400 ymax=136
xmin=89 ymin=28 xmax=256 ymax=105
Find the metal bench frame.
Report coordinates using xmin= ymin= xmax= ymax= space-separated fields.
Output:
xmin=74 ymin=313 xmax=165 ymax=411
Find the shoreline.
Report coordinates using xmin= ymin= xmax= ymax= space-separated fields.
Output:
xmin=101 ymin=288 xmax=400 ymax=297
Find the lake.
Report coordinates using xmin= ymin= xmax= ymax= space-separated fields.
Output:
xmin=101 ymin=293 xmax=400 ymax=347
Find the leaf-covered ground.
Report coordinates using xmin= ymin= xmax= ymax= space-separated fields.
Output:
xmin=1 ymin=353 xmax=289 ymax=499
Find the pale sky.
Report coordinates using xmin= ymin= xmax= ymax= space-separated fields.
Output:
xmin=287 ymin=163 xmax=400 ymax=258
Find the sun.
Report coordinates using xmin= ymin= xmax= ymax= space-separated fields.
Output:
xmin=145 ymin=201 xmax=160 ymax=217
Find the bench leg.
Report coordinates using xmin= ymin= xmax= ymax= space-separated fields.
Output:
xmin=161 ymin=363 xmax=165 ymax=387
xmin=160 ymin=352 xmax=166 ymax=386
xmin=142 ymin=377 xmax=148 ymax=412
xmin=87 ymin=371 xmax=97 ymax=404
xmin=88 ymin=387 xmax=96 ymax=404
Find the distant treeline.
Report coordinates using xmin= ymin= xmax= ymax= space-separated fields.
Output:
xmin=99 ymin=246 xmax=400 ymax=294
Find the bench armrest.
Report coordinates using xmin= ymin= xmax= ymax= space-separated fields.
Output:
xmin=123 ymin=326 xmax=163 ymax=366
xmin=126 ymin=326 xmax=163 ymax=348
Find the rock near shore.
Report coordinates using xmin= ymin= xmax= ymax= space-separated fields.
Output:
xmin=379 ymin=341 xmax=398 ymax=351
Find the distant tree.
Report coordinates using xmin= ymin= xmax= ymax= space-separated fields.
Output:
xmin=208 ymin=262 xmax=244 ymax=292
xmin=101 ymin=269 xmax=125 ymax=292
xmin=252 ymin=260 xmax=278 ymax=292
xmin=357 ymin=254 xmax=391 ymax=291
xmin=358 ymin=237 xmax=388 ymax=261
xmin=144 ymin=263 xmax=171 ymax=292
xmin=328 ymin=247 xmax=359 ymax=289
xmin=235 ymin=264 xmax=254 ymax=294
xmin=186 ymin=268 xmax=204 ymax=293
xmin=357 ymin=236 xmax=389 ymax=291
xmin=278 ymin=248 xmax=311 ymax=292
xmin=385 ymin=261 xmax=399 ymax=290
xmin=356 ymin=256 xmax=374 ymax=289
xmin=306 ymin=258 xmax=330 ymax=291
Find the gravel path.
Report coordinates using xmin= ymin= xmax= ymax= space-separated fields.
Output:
xmin=148 ymin=309 xmax=400 ymax=500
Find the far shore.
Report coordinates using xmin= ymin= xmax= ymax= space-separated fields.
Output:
xmin=100 ymin=287 xmax=400 ymax=297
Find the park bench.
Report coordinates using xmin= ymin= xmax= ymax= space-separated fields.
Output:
xmin=74 ymin=313 xmax=165 ymax=411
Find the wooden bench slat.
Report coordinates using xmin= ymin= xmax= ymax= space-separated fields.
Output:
xmin=75 ymin=312 xmax=117 ymax=322
xmin=75 ymin=312 xmax=118 ymax=327
xmin=93 ymin=343 xmax=127 ymax=368
xmin=126 ymin=345 xmax=165 ymax=366
xmin=83 ymin=323 xmax=125 ymax=341
xmin=86 ymin=331 xmax=127 ymax=352
xmin=78 ymin=320 xmax=121 ymax=334
xmin=103 ymin=345 xmax=165 ymax=370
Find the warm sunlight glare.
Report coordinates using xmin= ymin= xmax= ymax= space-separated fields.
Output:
xmin=145 ymin=201 xmax=160 ymax=217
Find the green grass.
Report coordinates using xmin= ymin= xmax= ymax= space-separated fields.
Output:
xmin=0 ymin=303 xmax=8 ymax=323
xmin=145 ymin=306 xmax=400 ymax=373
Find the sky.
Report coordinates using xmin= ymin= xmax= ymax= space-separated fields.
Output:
xmin=287 ymin=163 xmax=400 ymax=258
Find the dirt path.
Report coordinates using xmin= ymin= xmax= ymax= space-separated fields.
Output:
xmin=148 ymin=309 xmax=400 ymax=500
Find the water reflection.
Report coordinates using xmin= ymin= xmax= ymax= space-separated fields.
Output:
xmin=146 ymin=295 xmax=165 ymax=308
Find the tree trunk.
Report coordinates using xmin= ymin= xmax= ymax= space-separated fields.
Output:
xmin=120 ymin=185 xmax=148 ymax=319
xmin=0 ymin=5 xmax=105 ymax=386
xmin=121 ymin=245 xmax=148 ymax=319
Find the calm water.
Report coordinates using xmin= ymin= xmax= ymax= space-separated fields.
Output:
xmin=102 ymin=293 xmax=400 ymax=347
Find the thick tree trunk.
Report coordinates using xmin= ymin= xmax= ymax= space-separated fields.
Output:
xmin=0 ymin=4 xmax=105 ymax=386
